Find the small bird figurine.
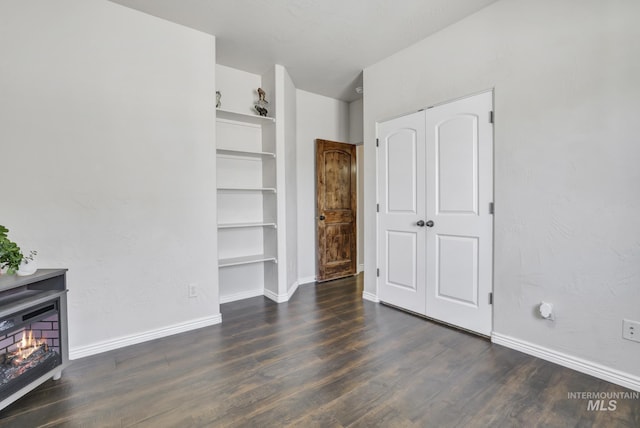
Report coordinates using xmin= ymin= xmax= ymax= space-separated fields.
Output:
xmin=257 ymin=88 xmax=268 ymax=103
xmin=255 ymin=87 xmax=269 ymax=116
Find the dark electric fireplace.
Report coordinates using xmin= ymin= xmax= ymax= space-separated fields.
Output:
xmin=0 ymin=269 xmax=69 ymax=410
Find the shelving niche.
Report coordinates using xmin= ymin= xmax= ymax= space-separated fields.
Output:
xmin=216 ymin=108 xmax=278 ymax=302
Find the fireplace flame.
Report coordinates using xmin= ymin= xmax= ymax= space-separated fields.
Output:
xmin=15 ymin=330 xmax=47 ymax=363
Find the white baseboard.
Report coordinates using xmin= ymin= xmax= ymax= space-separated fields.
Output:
xmin=298 ymin=276 xmax=316 ymax=286
xmin=263 ymin=288 xmax=288 ymax=303
xmin=362 ymin=291 xmax=380 ymax=303
xmin=69 ymin=314 xmax=222 ymax=360
xmin=492 ymin=332 xmax=640 ymax=392
xmin=220 ymin=289 xmax=263 ymax=304
xmin=358 ymin=263 xmax=365 ymax=273
xmin=264 ymin=282 xmax=300 ymax=303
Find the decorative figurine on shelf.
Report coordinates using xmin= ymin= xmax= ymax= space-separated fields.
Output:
xmin=257 ymin=87 xmax=267 ymax=102
xmin=254 ymin=87 xmax=268 ymax=116
xmin=216 ymin=91 xmax=221 ymax=108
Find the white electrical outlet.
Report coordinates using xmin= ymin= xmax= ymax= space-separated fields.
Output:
xmin=188 ymin=283 xmax=198 ymax=298
xmin=622 ymin=319 xmax=640 ymax=343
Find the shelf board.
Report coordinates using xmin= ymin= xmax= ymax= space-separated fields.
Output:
xmin=218 ymin=222 xmax=277 ymax=229
xmin=217 ymin=187 xmax=276 ymax=193
xmin=219 ymin=254 xmax=277 ymax=268
xmin=216 ymin=109 xmax=275 ymax=125
xmin=217 ymin=148 xmax=275 ymax=158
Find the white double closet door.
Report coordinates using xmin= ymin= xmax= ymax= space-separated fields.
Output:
xmin=377 ymin=91 xmax=493 ymax=336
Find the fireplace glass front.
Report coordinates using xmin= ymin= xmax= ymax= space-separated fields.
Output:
xmin=0 ymin=298 xmax=63 ymax=402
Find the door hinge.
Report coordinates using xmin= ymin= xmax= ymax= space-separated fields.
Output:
xmin=489 ymin=111 xmax=494 ymax=124
xmin=376 ymin=138 xmax=379 ymax=147
xmin=489 ymin=202 xmax=494 ymax=214
xmin=489 ymin=292 xmax=493 ymax=305
xmin=377 ymin=203 xmax=379 ymax=212
xmin=377 ymin=268 xmax=380 ymax=277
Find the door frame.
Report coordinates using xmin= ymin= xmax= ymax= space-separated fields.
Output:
xmin=315 ymin=139 xmax=358 ymax=282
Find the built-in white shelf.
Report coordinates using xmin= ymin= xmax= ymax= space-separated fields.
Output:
xmin=218 ymin=254 xmax=277 ymax=268
xmin=217 ymin=187 xmax=276 ymax=193
xmin=216 ymin=108 xmax=275 ymax=125
xmin=218 ymin=222 xmax=277 ymax=229
xmin=215 ymin=73 xmax=281 ymax=303
xmin=217 ymin=148 xmax=276 ymax=158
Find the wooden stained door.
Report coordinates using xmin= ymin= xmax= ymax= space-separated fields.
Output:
xmin=316 ymin=139 xmax=357 ymax=282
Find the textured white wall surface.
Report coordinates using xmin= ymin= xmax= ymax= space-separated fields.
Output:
xmin=216 ymin=64 xmax=262 ymax=115
xmin=364 ymin=0 xmax=640 ymax=377
xmin=349 ymin=99 xmax=364 ymax=144
xmin=0 ymin=0 xmax=218 ymax=354
xmin=282 ymin=68 xmax=298 ymax=293
xmin=110 ymin=0 xmax=499 ymax=101
xmin=350 ymin=100 xmax=365 ymax=270
xmin=295 ymin=90 xmax=349 ymax=283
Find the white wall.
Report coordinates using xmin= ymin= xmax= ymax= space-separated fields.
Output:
xmin=364 ymin=0 xmax=640 ymax=381
xmin=282 ymin=68 xmax=299 ymax=294
xmin=0 ymin=0 xmax=218 ymax=357
xmin=349 ymin=98 xmax=365 ymax=271
xmin=296 ymin=90 xmax=349 ymax=284
xmin=349 ymin=99 xmax=364 ymax=144
xmin=216 ymin=64 xmax=261 ymax=115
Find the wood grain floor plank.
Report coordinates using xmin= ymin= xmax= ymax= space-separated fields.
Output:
xmin=0 ymin=274 xmax=637 ymax=427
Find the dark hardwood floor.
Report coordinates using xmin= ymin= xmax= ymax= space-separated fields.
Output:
xmin=1 ymin=274 xmax=638 ymax=427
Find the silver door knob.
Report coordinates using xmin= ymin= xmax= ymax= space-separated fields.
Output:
xmin=426 ymin=220 xmax=434 ymax=227
xmin=416 ymin=220 xmax=425 ymax=227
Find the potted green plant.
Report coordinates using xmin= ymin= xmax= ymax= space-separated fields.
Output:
xmin=0 ymin=225 xmax=24 ymax=275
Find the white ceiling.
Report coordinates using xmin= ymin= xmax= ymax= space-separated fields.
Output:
xmin=109 ymin=0 xmax=498 ymax=101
